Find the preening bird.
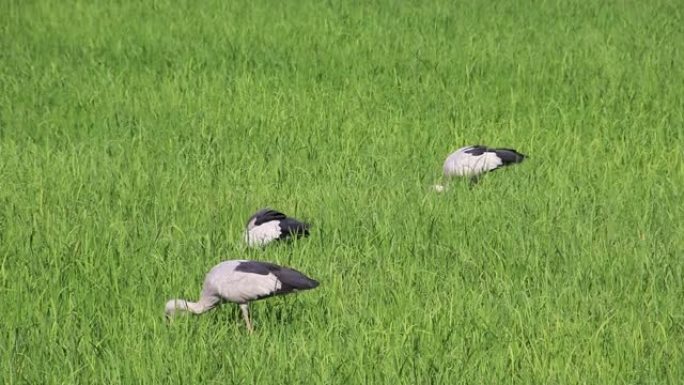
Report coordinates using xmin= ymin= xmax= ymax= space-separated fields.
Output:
xmin=244 ymin=208 xmax=310 ymax=248
xmin=165 ymin=260 xmax=319 ymax=333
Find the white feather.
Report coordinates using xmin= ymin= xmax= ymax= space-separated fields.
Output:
xmin=244 ymin=221 xmax=282 ymax=247
xmin=443 ymin=146 xmax=503 ymax=177
xmin=203 ymin=261 xmax=283 ymax=303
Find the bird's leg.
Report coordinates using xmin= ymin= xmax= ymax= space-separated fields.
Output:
xmin=239 ymin=303 xmax=254 ymax=334
xmin=468 ymin=175 xmax=482 ymax=187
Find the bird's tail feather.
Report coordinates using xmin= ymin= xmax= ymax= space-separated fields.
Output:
xmin=274 ymin=268 xmax=319 ymax=292
xmin=280 ymin=218 xmax=311 ymax=237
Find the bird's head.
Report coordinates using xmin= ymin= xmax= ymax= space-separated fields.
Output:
xmin=432 ymin=184 xmax=446 ymax=193
xmin=164 ymin=299 xmax=188 ymax=318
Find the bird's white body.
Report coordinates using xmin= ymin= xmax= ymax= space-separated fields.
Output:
xmin=244 ymin=221 xmax=282 ymax=248
xmin=202 ymin=260 xmax=283 ymax=304
xmin=441 ymin=145 xmax=526 ymax=179
xmin=165 ymin=259 xmax=319 ymax=332
xmin=443 ymin=146 xmax=505 ymax=177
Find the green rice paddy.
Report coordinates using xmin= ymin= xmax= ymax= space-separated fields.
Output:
xmin=1 ymin=0 xmax=683 ymax=383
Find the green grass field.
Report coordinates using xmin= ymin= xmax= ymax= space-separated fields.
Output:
xmin=1 ymin=0 xmax=683 ymax=383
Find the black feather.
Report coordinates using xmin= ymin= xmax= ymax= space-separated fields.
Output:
xmin=463 ymin=145 xmax=526 ymax=166
xmin=278 ymin=218 xmax=310 ymax=239
xmin=249 ymin=208 xmax=288 ymax=226
xmin=492 ymin=148 xmax=526 ymax=165
xmin=463 ymin=145 xmax=487 ymax=156
xmin=235 ymin=261 xmax=320 ymax=296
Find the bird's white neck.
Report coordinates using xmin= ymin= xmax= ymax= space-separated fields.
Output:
xmin=166 ymin=298 xmax=216 ymax=316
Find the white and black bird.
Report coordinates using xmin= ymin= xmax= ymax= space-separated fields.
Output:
xmin=244 ymin=208 xmax=310 ymax=248
xmin=434 ymin=145 xmax=526 ymax=190
xmin=165 ymin=260 xmax=319 ymax=333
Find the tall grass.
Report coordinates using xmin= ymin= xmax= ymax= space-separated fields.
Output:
xmin=1 ymin=0 xmax=682 ymax=383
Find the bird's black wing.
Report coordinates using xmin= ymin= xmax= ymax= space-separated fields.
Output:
xmin=235 ymin=261 xmax=319 ymax=294
xmin=492 ymin=148 xmax=526 ymax=165
xmin=249 ymin=208 xmax=288 ymax=226
xmin=463 ymin=145 xmax=488 ymax=156
xmin=463 ymin=145 xmax=525 ymax=163
xmin=234 ymin=261 xmax=275 ymax=275
xmin=270 ymin=266 xmax=319 ymax=292
xmin=278 ymin=218 xmax=310 ymax=240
